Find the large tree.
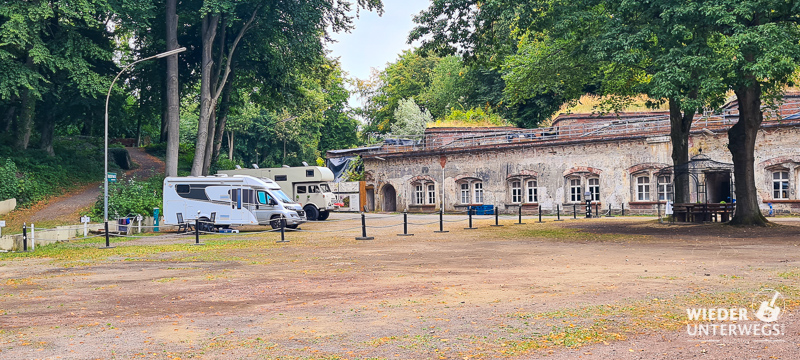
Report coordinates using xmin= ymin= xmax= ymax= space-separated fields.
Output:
xmin=189 ymin=0 xmax=384 ymax=176
xmin=701 ymin=0 xmax=800 ymax=225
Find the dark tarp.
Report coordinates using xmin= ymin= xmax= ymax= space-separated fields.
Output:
xmin=328 ymin=156 xmax=354 ymax=182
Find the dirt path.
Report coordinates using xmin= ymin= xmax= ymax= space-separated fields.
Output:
xmin=23 ymin=147 xmax=164 ymax=224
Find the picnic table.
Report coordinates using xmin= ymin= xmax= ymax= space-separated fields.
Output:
xmin=671 ymin=203 xmax=735 ymax=223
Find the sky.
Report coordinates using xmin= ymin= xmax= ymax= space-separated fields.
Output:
xmin=327 ymin=0 xmax=432 ymax=106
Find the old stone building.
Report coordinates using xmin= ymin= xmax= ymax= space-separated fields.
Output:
xmin=328 ymin=94 xmax=800 ymax=215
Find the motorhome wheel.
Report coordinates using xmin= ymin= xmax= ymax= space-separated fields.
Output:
xmin=317 ymin=211 xmax=329 ymax=221
xmin=304 ymin=205 xmax=319 ymax=221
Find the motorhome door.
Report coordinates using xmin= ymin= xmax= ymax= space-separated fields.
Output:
xmin=229 ymin=187 xmax=245 ymax=222
xmin=253 ymin=190 xmax=277 ymax=223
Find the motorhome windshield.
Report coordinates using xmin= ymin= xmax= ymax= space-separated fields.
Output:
xmin=320 ymin=184 xmax=330 ymax=192
xmin=272 ymin=189 xmax=294 ymax=203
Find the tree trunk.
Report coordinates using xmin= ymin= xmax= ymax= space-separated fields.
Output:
xmin=212 ymin=73 xmax=234 ymax=163
xmin=39 ymin=110 xmax=56 ymax=156
xmin=191 ymin=13 xmax=219 ymax=176
xmin=727 ymin=83 xmax=768 ymax=226
xmin=164 ymin=0 xmax=180 ymax=177
xmin=2 ymin=105 xmax=15 ymax=133
xmin=202 ymin=106 xmax=216 ymax=175
xmin=17 ymin=90 xmax=35 ymax=150
xmin=160 ymin=76 xmax=168 ymax=143
xmin=668 ymin=97 xmax=694 ymax=204
xmin=227 ymin=130 xmax=234 ymax=161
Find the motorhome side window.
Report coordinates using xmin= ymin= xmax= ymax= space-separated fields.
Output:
xmin=306 ymin=170 xmax=314 ymax=177
xmin=309 ymin=185 xmax=320 ymax=193
xmin=257 ymin=191 xmax=268 ymax=204
xmin=275 ymin=175 xmax=287 ymax=181
xmin=176 ymin=184 xmax=190 ymax=194
xmin=297 ymin=186 xmax=307 ymax=194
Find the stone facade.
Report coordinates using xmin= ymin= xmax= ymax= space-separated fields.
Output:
xmin=330 ymin=96 xmax=800 ymax=216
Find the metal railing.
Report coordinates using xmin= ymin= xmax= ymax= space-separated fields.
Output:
xmin=363 ymin=101 xmax=800 ymax=156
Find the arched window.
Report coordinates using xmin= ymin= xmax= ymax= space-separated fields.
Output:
xmin=569 ymin=177 xmax=582 ymax=202
xmin=414 ymin=184 xmax=425 ymax=205
xmin=456 ymin=178 xmax=483 ymax=205
xmin=658 ymin=175 xmax=673 ymax=201
xmin=511 ymin=180 xmax=522 ymax=203
xmin=637 ymin=175 xmax=651 ymax=201
xmin=474 ymin=182 xmax=484 ymax=204
xmin=587 ymin=177 xmax=600 ymax=201
xmin=526 ymin=180 xmax=538 ymax=203
xmin=773 ymin=171 xmax=790 ymax=199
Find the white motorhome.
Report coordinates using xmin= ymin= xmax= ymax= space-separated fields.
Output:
xmin=218 ymin=166 xmax=337 ymax=221
xmin=163 ymin=175 xmax=306 ymax=230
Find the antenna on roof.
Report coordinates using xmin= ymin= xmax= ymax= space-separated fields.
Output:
xmin=234 ymin=165 xmax=241 ymax=169
xmin=282 ymin=165 xmax=290 ymax=168
xmin=252 ymin=164 xmax=259 ymax=169
xmin=302 ymin=161 xmax=308 ymax=166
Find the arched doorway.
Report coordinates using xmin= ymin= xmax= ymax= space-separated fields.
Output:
xmin=382 ymin=184 xmax=396 ymax=212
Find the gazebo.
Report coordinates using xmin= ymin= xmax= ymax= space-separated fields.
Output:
xmin=656 ymin=152 xmax=735 ymax=222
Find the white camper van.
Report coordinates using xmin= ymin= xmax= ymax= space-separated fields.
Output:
xmin=218 ymin=166 xmax=337 ymax=221
xmin=163 ymin=175 xmax=306 ymax=230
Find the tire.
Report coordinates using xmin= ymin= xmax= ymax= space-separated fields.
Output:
xmin=304 ymin=205 xmax=319 ymax=221
xmin=317 ymin=210 xmax=329 ymax=221
xmin=269 ymin=215 xmax=282 ymax=229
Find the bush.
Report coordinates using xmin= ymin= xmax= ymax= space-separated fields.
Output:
xmin=92 ymin=174 xmax=164 ymax=220
xmin=0 ymin=137 xmax=105 ymax=207
xmin=0 ymin=158 xmax=20 ymax=201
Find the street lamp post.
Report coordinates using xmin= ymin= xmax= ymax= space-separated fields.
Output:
xmin=103 ymin=47 xmax=186 ymax=247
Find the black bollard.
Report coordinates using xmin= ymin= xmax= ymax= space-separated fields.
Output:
xmin=277 ymin=216 xmax=289 ymax=243
xmin=538 ymin=205 xmax=543 ymax=223
xmin=398 ymin=209 xmax=414 ymax=236
xmin=622 ymin=203 xmax=625 ymax=216
xmin=514 ymin=205 xmax=525 ymax=225
xmin=594 ymin=203 xmax=599 ymax=218
xmin=573 ymin=204 xmax=577 ymax=219
xmin=22 ymin=223 xmax=27 ymax=252
xmin=355 ymin=212 xmax=374 ymax=240
xmin=555 ymin=204 xmax=563 ymax=221
xmin=434 ymin=208 xmax=449 ymax=233
xmin=465 ymin=208 xmax=476 ymax=230
xmin=194 ymin=219 xmax=204 ymax=245
xmin=606 ymin=203 xmax=614 ymax=217
xmin=100 ymin=221 xmax=114 ymax=249
xmin=491 ymin=205 xmax=503 ymax=227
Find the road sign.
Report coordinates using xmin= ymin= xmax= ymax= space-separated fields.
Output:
xmin=80 ymin=216 xmax=91 ymax=224
xmin=0 ymin=220 xmax=5 ymax=227
xmin=107 ymin=172 xmax=117 ymax=183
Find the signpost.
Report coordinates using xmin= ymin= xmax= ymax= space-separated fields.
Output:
xmin=81 ymin=216 xmax=91 ymax=237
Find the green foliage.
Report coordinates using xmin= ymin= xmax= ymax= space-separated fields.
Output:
xmin=91 ymin=175 xmax=164 ymax=220
xmin=0 ymin=138 xmax=104 ymax=206
xmin=343 ymin=157 xmax=365 ymax=182
xmin=0 ymin=159 xmax=20 ymax=201
xmin=145 ymin=143 xmax=195 ymax=176
xmin=391 ymin=98 xmax=431 ymax=136
xmin=436 ymin=107 xmax=509 ymax=127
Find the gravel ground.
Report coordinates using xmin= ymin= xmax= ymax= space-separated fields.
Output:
xmin=1 ymin=214 xmax=799 ymax=359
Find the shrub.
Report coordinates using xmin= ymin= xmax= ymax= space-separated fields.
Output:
xmin=92 ymin=174 xmax=164 ymax=220
xmin=0 ymin=159 xmax=20 ymax=201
